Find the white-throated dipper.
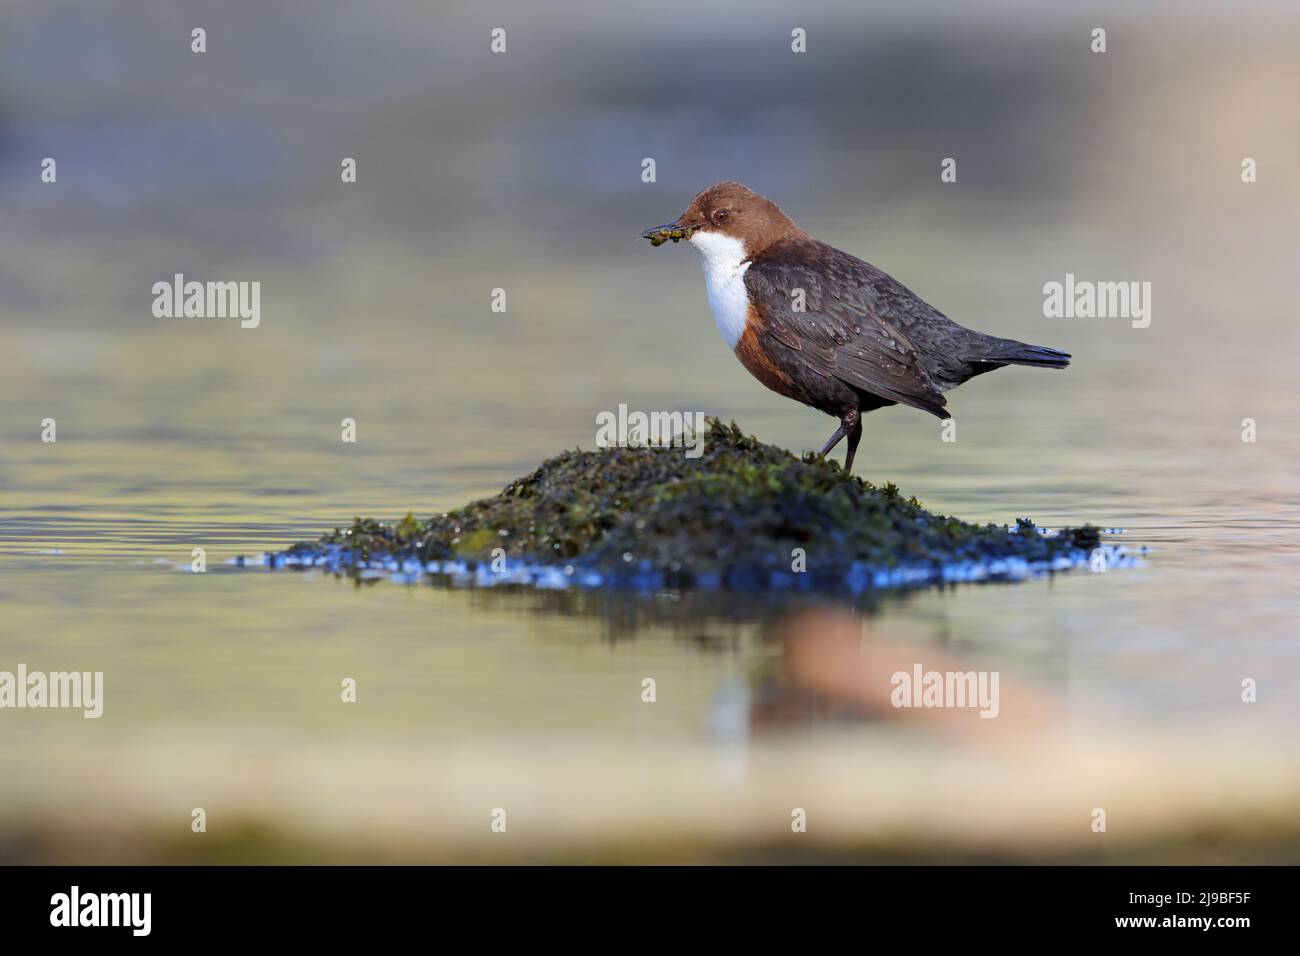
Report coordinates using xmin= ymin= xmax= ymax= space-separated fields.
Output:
xmin=641 ymin=181 xmax=1070 ymax=471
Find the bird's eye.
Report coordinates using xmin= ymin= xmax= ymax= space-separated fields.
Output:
xmin=713 ymin=208 xmax=730 ymax=223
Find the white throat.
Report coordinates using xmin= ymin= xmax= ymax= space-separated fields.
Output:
xmin=689 ymin=231 xmax=750 ymax=349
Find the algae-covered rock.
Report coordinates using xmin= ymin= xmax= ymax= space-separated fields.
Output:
xmin=269 ymin=419 xmax=1111 ymax=593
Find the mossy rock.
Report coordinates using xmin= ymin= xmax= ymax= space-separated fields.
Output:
xmin=277 ymin=419 xmax=1103 ymax=592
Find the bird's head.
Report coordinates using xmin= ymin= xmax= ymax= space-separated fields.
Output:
xmin=641 ymin=181 xmax=804 ymax=260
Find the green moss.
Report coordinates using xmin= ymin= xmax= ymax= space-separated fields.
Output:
xmin=285 ymin=418 xmax=1101 ymax=590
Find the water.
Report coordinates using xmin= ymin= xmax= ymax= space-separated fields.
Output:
xmin=3 ymin=0 xmax=1299 ymax=862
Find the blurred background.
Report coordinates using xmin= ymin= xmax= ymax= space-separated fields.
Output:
xmin=2 ymin=0 xmax=1299 ymax=862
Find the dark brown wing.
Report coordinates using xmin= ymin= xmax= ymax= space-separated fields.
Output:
xmin=743 ymin=241 xmax=949 ymax=418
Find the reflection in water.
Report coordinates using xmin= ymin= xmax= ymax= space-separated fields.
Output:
xmin=752 ymin=606 xmax=1058 ymax=737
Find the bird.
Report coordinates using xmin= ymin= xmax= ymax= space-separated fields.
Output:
xmin=640 ymin=181 xmax=1070 ymax=472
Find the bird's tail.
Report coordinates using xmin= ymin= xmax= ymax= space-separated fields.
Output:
xmin=974 ymin=338 xmax=1071 ymax=369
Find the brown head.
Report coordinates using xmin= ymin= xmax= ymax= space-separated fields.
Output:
xmin=641 ymin=181 xmax=805 ymax=260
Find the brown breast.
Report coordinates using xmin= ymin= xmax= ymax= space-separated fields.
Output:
xmin=734 ymin=303 xmax=802 ymax=401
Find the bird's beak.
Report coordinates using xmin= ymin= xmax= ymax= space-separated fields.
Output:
xmin=640 ymin=219 xmax=696 ymax=247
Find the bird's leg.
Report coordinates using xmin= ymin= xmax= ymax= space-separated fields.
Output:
xmin=819 ymin=421 xmax=848 ymax=456
xmin=819 ymin=408 xmax=862 ymax=470
xmin=842 ymin=413 xmax=864 ymax=473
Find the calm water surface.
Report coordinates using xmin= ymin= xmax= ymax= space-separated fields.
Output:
xmin=3 ymin=244 xmax=1298 ymax=860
